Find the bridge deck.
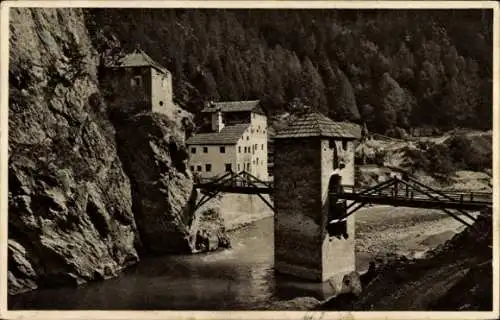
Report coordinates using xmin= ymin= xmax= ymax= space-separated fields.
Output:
xmin=333 ymin=185 xmax=492 ymax=211
xmin=194 ymin=172 xmax=492 ymax=213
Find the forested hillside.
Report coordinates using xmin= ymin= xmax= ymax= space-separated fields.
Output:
xmin=85 ymin=9 xmax=493 ymax=134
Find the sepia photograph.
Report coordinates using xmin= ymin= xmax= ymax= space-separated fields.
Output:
xmin=0 ymin=1 xmax=498 ymax=319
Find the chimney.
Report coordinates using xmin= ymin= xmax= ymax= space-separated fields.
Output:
xmin=211 ymin=107 xmax=224 ymax=132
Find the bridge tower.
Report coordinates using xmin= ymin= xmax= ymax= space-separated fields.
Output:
xmin=273 ymin=111 xmax=361 ymax=282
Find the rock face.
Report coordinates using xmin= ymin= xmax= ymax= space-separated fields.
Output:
xmin=112 ymin=112 xmax=230 ymax=253
xmin=8 ymin=8 xmax=230 ymax=296
xmin=8 ymin=8 xmax=140 ymax=295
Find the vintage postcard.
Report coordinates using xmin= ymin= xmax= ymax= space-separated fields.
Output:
xmin=0 ymin=1 xmax=498 ymax=319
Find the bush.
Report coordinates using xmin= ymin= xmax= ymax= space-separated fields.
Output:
xmin=446 ymin=134 xmax=492 ymax=171
xmin=405 ymin=141 xmax=456 ymax=177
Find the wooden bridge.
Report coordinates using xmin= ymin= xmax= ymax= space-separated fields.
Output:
xmin=194 ymin=171 xmax=492 ymax=228
xmin=193 ymin=171 xmax=273 ymax=211
xmin=330 ymin=176 xmax=492 ymax=228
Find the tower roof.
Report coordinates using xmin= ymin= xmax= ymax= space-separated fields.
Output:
xmin=112 ymin=49 xmax=169 ymax=74
xmin=274 ymin=112 xmax=361 ymax=140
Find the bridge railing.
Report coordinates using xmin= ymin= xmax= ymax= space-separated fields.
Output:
xmin=338 ymin=185 xmax=492 ymax=203
xmin=194 ymin=172 xmax=273 ymax=189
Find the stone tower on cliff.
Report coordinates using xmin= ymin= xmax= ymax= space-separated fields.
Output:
xmin=100 ymin=49 xmax=174 ymax=118
xmin=273 ymin=111 xmax=361 ymax=282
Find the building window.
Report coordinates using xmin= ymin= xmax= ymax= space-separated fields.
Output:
xmin=203 ymin=147 xmax=208 ymax=153
xmin=220 ymin=146 xmax=226 ymax=153
xmin=238 ymin=146 xmax=241 ymax=153
xmin=225 ymin=163 xmax=232 ymax=172
xmin=238 ymin=164 xmax=240 ymax=171
xmin=130 ymin=76 xmax=142 ymax=87
xmin=246 ymin=163 xmax=250 ymax=171
xmin=246 ymin=136 xmax=249 ymax=141
xmin=261 ymin=144 xmax=264 ymax=150
xmin=159 ymin=101 xmax=164 ymax=106
xmin=263 ymin=130 xmax=266 ymax=134
xmin=205 ymin=164 xmax=212 ymax=172
xmin=190 ymin=165 xmax=194 ymax=171
xmin=256 ymin=157 xmax=259 ymax=164
xmin=197 ymin=165 xmax=202 ymax=172
xmin=342 ymin=140 xmax=348 ymax=151
xmin=191 ymin=147 xmax=196 ymax=154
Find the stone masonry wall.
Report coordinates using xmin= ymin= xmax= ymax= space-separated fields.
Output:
xmin=274 ymin=137 xmax=323 ymax=280
xmin=320 ymin=139 xmax=356 ymax=282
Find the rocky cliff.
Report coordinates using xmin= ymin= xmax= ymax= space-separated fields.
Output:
xmin=112 ymin=112 xmax=230 ymax=254
xmin=8 ymin=7 xmax=140 ymax=295
xmin=8 ymin=8 xmax=229 ymax=295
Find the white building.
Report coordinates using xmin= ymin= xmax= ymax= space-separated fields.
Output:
xmin=186 ymin=100 xmax=268 ymax=180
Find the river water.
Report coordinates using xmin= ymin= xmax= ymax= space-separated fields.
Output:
xmin=10 ymin=207 xmax=461 ymax=311
xmin=11 ymin=217 xmax=370 ymax=310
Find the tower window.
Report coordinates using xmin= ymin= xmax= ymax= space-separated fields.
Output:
xmin=220 ymin=146 xmax=226 ymax=153
xmin=159 ymin=101 xmax=164 ymax=106
xmin=238 ymin=146 xmax=241 ymax=153
xmin=203 ymin=147 xmax=208 ymax=153
xmin=238 ymin=164 xmax=240 ymax=171
xmin=130 ymin=76 xmax=142 ymax=87
xmin=261 ymin=144 xmax=264 ymax=150
xmin=191 ymin=147 xmax=196 ymax=154
xmin=205 ymin=164 xmax=212 ymax=172
xmin=246 ymin=136 xmax=249 ymax=141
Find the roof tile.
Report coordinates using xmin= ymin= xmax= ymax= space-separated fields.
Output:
xmin=111 ymin=49 xmax=169 ymax=74
xmin=186 ymin=124 xmax=249 ymax=145
xmin=274 ymin=112 xmax=361 ymax=139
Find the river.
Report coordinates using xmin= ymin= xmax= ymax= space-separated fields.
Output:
xmin=9 ymin=207 xmax=466 ymax=310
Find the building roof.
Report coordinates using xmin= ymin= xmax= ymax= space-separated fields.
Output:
xmin=274 ymin=112 xmax=361 ymax=140
xmin=201 ymin=100 xmax=260 ymax=113
xmin=186 ymin=124 xmax=249 ymax=145
xmin=111 ymin=49 xmax=169 ymax=74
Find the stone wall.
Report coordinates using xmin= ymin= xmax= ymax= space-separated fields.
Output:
xmin=320 ymin=139 xmax=356 ymax=282
xmin=100 ymin=67 xmax=151 ymax=114
xmin=274 ymin=137 xmax=324 ymax=280
xmin=150 ymin=67 xmax=174 ymax=118
xmin=273 ymin=136 xmax=357 ymax=282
